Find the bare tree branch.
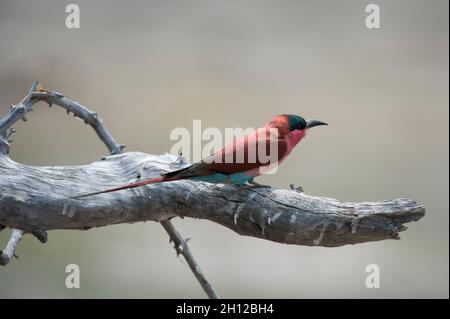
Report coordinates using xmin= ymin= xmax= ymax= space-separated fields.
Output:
xmin=0 ymin=83 xmax=123 ymax=154
xmin=0 ymin=82 xmax=219 ymax=298
xmin=0 ymin=83 xmax=425 ymax=295
xmin=0 ymin=229 xmax=24 ymax=265
xmin=0 ymin=150 xmax=425 ymax=242
xmin=161 ymin=220 xmax=219 ymax=299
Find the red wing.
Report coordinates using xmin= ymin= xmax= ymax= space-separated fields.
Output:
xmin=165 ymin=129 xmax=288 ymax=179
xmin=196 ymin=136 xmax=288 ymax=175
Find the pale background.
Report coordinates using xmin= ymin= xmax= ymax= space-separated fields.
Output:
xmin=0 ymin=0 xmax=448 ymax=298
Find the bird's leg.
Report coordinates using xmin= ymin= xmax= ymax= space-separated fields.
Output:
xmin=245 ymin=179 xmax=271 ymax=189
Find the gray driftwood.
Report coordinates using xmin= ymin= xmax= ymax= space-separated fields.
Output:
xmin=0 ymin=83 xmax=425 ymax=298
xmin=0 ymin=151 xmax=425 ymax=245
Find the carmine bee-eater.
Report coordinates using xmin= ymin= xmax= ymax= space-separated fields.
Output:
xmin=71 ymin=114 xmax=327 ymax=199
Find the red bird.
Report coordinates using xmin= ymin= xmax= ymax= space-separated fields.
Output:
xmin=71 ymin=114 xmax=327 ymax=199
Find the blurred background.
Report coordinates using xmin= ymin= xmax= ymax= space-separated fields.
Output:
xmin=0 ymin=0 xmax=448 ymax=298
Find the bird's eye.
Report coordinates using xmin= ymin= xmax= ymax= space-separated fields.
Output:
xmin=298 ymin=120 xmax=306 ymax=130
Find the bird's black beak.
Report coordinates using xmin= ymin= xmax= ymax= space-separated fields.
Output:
xmin=306 ymin=120 xmax=328 ymax=129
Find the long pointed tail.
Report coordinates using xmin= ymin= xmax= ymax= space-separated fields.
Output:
xmin=69 ymin=176 xmax=170 ymax=199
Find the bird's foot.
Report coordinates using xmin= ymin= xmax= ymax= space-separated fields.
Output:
xmin=290 ymin=184 xmax=304 ymax=193
xmin=245 ymin=181 xmax=271 ymax=189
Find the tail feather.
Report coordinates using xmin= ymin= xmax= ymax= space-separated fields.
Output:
xmin=69 ymin=176 xmax=168 ymax=199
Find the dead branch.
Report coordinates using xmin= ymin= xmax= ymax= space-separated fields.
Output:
xmin=0 ymin=83 xmax=425 ymax=298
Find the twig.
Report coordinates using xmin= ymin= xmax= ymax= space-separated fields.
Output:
xmin=0 ymin=82 xmax=219 ymax=298
xmin=0 ymin=81 xmax=39 ymax=138
xmin=161 ymin=220 xmax=219 ymax=299
xmin=0 ymin=229 xmax=24 ymax=265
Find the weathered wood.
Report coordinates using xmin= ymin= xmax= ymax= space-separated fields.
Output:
xmin=0 ymin=151 xmax=424 ymax=247
xmin=0 ymin=82 xmax=219 ymax=298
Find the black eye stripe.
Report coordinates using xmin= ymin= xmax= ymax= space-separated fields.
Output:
xmin=299 ymin=120 xmax=306 ymax=130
